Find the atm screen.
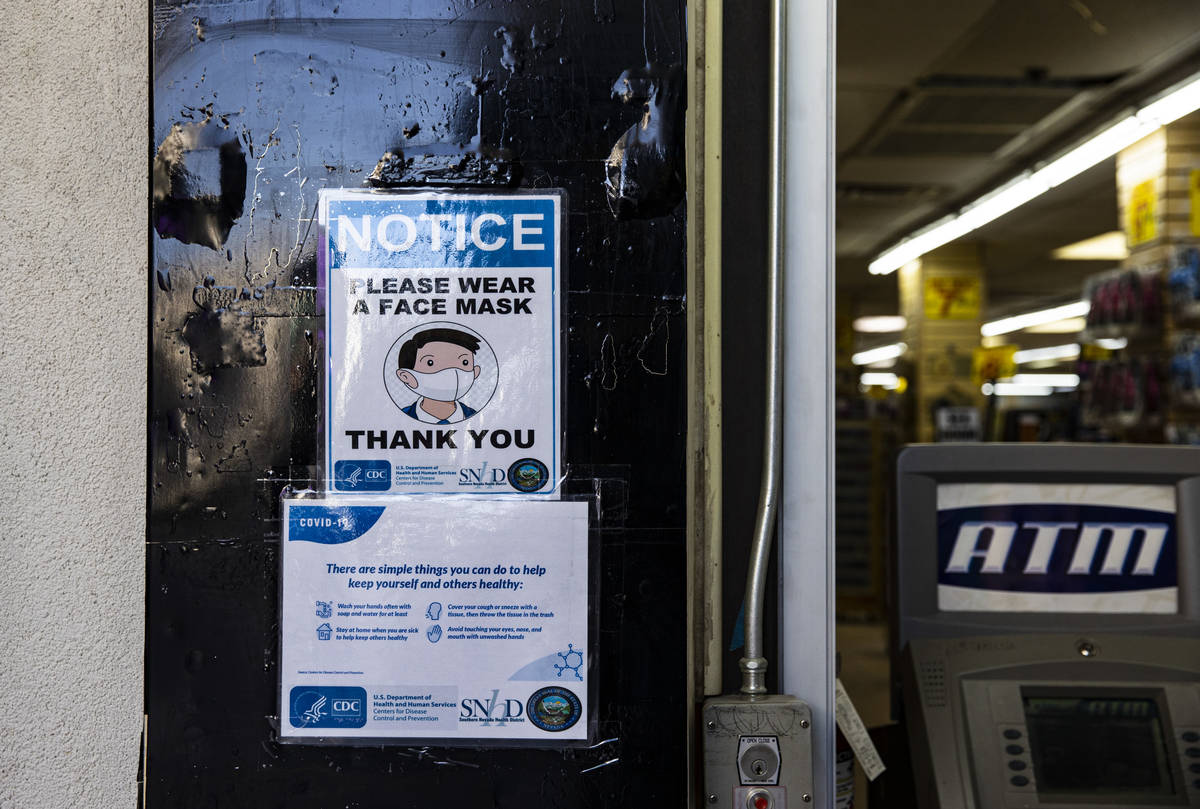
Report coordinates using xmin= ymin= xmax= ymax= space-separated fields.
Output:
xmin=1022 ymin=691 xmax=1178 ymax=802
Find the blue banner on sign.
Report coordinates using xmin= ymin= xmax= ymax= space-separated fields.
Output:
xmin=289 ymin=686 xmax=368 ymax=729
xmin=937 ymin=503 xmax=1177 ymax=594
xmin=288 ymin=505 xmax=386 ymax=544
xmin=327 ymin=196 xmax=556 ymax=269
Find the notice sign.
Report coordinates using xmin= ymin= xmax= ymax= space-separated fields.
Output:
xmin=280 ymin=497 xmax=590 ymax=742
xmin=936 ymin=483 xmax=1177 ymax=614
xmin=321 ymin=189 xmax=563 ymax=495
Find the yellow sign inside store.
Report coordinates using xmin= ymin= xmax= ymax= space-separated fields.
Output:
xmin=1126 ymin=179 xmax=1157 ymax=246
xmin=972 ymin=345 xmax=1017 ymax=386
xmin=1190 ymin=169 xmax=1200 ymax=237
xmin=923 ymin=275 xmax=981 ymax=320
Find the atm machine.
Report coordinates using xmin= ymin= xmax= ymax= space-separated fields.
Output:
xmin=895 ymin=444 xmax=1200 ymax=809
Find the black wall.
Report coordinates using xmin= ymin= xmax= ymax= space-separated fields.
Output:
xmin=147 ymin=0 xmax=691 ymax=804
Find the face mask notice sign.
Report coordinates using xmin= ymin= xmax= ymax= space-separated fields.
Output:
xmin=320 ymin=189 xmax=563 ymax=496
xmin=279 ymin=497 xmax=590 ymax=742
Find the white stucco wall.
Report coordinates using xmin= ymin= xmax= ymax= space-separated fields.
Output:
xmin=0 ymin=0 xmax=146 ymax=806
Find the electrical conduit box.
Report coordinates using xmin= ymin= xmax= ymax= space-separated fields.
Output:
xmin=703 ymin=695 xmax=814 ymax=808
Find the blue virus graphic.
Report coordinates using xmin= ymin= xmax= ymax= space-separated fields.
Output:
xmin=554 ymin=643 xmax=584 ymax=681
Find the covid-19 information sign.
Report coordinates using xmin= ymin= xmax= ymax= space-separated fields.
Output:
xmin=320 ymin=190 xmax=563 ymax=496
xmin=279 ymin=497 xmax=590 ymax=743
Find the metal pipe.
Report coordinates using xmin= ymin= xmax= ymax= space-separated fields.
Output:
xmin=739 ymin=0 xmax=786 ymax=697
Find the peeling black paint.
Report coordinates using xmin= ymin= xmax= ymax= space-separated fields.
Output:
xmin=494 ymin=25 xmax=527 ymax=75
xmin=604 ymin=63 xmax=685 ymax=220
xmin=182 ymin=310 xmax=267 ymax=369
xmin=367 ymin=145 xmax=521 ymax=188
xmin=153 ymin=123 xmax=247 ymax=251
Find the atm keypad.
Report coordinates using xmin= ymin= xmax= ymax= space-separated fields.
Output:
xmin=1183 ymin=728 xmax=1200 ymax=801
xmin=998 ymin=725 xmax=1034 ymax=793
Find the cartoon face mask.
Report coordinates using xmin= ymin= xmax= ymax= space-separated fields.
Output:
xmin=402 ymin=366 xmax=475 ymax=403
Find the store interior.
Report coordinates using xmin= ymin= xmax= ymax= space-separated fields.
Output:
xmin=833 ymin=2 xmax=1200 ymax=803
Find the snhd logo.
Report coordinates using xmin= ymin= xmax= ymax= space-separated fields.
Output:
xmin=334 ymin=460 xmax=391 ymax=491
xmin=459 ymin=463 xmax=508 ymax=486
xmin=460 ymin=689 xmax=525 ymax=726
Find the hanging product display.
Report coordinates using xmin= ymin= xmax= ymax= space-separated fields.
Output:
xmin=1169 ymin=332 xmax=1200 ymax=408
xmin=1083 ymin=265 xmax=1163 ymax=339
xmin=321 ymin=189 xmax=565 ymax=496
xmin=1077 ymin=353 xmax=1165 ymax=429
xmin=1167 ymin=246 xmax=1200 ymax=325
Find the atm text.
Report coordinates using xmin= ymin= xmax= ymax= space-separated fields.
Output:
xmin=944 ymin=520 xmax=1169 ymax=576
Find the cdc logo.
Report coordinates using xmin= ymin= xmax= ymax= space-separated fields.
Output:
xmin=289 ymin=686 xmax=367 ymax=729
xmin=331 ymin=698 xmax=363 ymax=718
xmin=334 ymin=460 xmax=391 ymax=491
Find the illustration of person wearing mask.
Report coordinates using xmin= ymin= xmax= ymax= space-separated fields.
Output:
xmin=395 ymin=327 xmax=483 ymax=424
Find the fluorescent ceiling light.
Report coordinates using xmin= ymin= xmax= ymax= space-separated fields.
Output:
xmin=981 ymin=301 xmax=1090 ymax=337
xmin=1012 ymin=373 xmax=1080 ymax=388
xmin=1025 ymin=316 xmax=1088 ymax=334
xmin=1051 ymin=231 xmax=1128 ymax=261
xmin=982 ymin=382 xmax=1054 ymax=397
xmin=1014 ymin=344 xmax=1081 ymax=364
xmin=868 ymin=71 xmax=1200 ymax=276
xmin=1137 ymin=74 xmax=1200 ymax=126
xmin=851 ymin=342 xmax=906 ymax=366
xmin=1095 ymin=337 xmax=1128 ymax=350
xmin=860 ymin=372 xmax=900 ymax=389
xmin=853 ymin=315 xmax=907 ymax=333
